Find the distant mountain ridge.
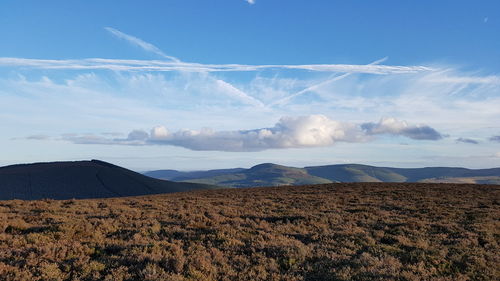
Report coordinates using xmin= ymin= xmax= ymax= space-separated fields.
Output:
xmin=145 ymin=163 xmax=500 ymax=187
xmin=0 ymin=160 xmax=218 ymax=200
xmin=2 ymin=160 xmax=497 ymax=201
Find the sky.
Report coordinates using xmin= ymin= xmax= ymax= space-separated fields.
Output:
xmin=1 ymin=0 xmax=500 ymax=171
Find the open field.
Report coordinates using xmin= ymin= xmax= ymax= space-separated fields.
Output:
xmin=0 ymin=183 xmax=499 ymax=280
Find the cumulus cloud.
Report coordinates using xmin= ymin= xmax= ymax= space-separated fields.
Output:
xmin=361 ymin=117 xmax=443 ymax=140
xmin=146 ymin=115 xmax=365 ymax=151
xmin=456 ymin=138 xmax=479 ymax=144
xmin=101 ymin=132 xmax=124 ymax=137
xmin=56 ymin=115 xmax=443 ymax=151
xmin=490 ymin=136 xmax=500 ymax=142
xmin=127 ymin=130 xmax=149 ymax=141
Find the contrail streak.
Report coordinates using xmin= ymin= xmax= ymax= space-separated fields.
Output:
xmin=267 ymin=57 xmax=388 ymax=107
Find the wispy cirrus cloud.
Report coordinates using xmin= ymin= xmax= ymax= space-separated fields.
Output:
xmin=52 ymin=115 xmax=443 ymax=152
xmin=215 ymin=79 xmax=265 ymax=107
xmin=425 ymin=74 xmax=500 ymax=85
xmin=268 ymin=57 xmax=388 ymax=107
xmin=0 ymin=57 xmax=435 ymax=74
xmin=0 ymin=26 xmax=437 ymax=113
xmin=105 ymin=27 xmax=180 ymax=62
xmin=0 ymin=27 xmax=437 ymax=113
xmin=104 ymin=27 xmax=267 ymax=108
xmin=3 ymin=27 xmax=499 ymax=165
xmin=0 ymin=27 xmax=435 ymax=77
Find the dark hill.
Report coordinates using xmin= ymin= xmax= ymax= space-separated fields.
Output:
xmin=0 ymin=160 xmax=218 ymax=200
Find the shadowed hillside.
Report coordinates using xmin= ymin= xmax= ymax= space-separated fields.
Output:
xmin=305 ymin=164 xmax=407 ymax=182
xmin=144 ymin=168 xmax=246 ymax=181
xmin=306 ymin=164 xmax=500 ymax=184
xmin=0 ymin=183 xmax=498 ymax=280
xmin=0 ymin=160 xmax=218 ymax=200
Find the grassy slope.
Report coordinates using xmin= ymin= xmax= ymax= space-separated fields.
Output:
xmin=185 ymin=163 xmax=332 ymax=187
xmin=386 ymin=167 xmax=500 ymax=182
xmin=419 ymin=176 xmax=500 ymax=184
xmin=0 ymin=183 xmax=498 ymax=280
xmin=305 ymin=164 xmax=407 ymax=182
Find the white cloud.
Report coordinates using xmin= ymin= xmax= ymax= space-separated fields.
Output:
xmin=361 ymin=117 xmax=443 ymax=140
xmin=150 ymin=126 xmax=169 ymax=140
xmin=246 ymin=0 xmax=255 ymax=4
xmin=62 ymin=115 xmax=365 ymax=151
xmin=2 ymin=62 xmax=499 ymax=138
xmin=127 ymin=130 xmax=149 ymax=141
xmin=57 ymin=115 xmax=442 ymax=151
xmin=2 ymin=28 xmax=499 ymax=166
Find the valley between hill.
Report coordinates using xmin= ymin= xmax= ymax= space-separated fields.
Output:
xmin=0 ymin=183 xmax=498 ymax=280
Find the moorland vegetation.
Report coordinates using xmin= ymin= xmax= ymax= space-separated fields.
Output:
xmin=0 ymin=183 xmax=498 ymax=280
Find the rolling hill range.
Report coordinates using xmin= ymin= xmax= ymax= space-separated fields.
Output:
xmin=145 ymin=163 xmax=500 ymax=187
xmin=177 ymin=163 xmax=332 ymax=188
xmin=0 ymin=160 xmax=217 ymax=200
xmin=145 ymin=163 xmax=331 ymax=187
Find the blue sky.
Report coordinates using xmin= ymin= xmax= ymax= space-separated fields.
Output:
xmin=1 ymin=0 xmax=500 ymax=170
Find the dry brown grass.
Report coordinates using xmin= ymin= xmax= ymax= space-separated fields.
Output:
xmin=0 ymin=183 xmax=499 ymax=280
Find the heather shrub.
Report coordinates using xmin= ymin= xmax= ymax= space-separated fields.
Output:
xmin=0 ymin=183 xmax=498 ymax=280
